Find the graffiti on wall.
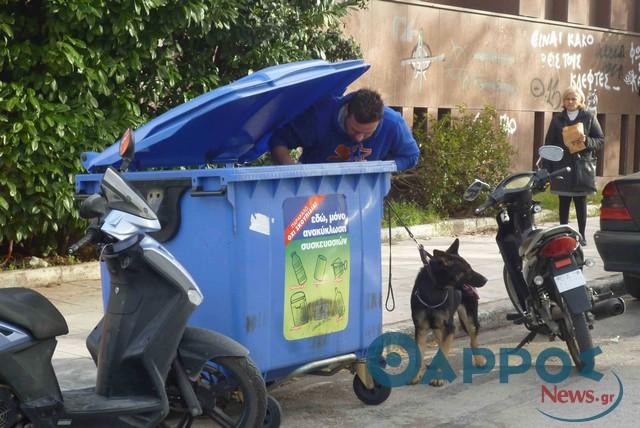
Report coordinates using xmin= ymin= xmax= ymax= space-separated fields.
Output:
xmin=442 ymin=41 xmax=516 ymax=94
xmin=530 ymin=76 xmax=562 ymax=109
xmin=625 ymin=42 xmax=640 ymax=93
xmin=500 ymin=114 xmax=518 ymax=135
xmin=387 ymin=12 xmax=639 ymax=110
xmin=400 ymin=30 xmax=444 ymax=89
xmin=400 ymin=30 xmax=445 ymax=88
xmin=392 ymin=16 xmax=417 ymax=42
xmin=526 ymin=28 xmax=640 ymax=104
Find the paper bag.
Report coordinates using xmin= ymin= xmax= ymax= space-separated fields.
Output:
xmin=562 ymin=123 xmax=586 ymax=154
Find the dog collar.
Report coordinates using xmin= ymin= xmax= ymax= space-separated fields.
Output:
xmin=414 ymin=288 xmax=449 ymax=309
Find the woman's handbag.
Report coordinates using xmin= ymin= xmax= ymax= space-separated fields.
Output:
xmin=573 ymin=152 xmax=597 ymax=193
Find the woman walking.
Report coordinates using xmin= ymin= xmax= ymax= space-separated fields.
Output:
xmin=543 ymin=87 xmax=604 ymax=246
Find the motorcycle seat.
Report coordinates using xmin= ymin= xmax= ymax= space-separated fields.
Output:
xmin=0 ymin=287 xmax=68 ymax=339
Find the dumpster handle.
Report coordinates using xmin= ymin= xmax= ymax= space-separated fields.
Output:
xmin=190 ymin=185 xmax=227 ymax=197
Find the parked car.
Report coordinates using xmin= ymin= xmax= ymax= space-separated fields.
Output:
xmin=594 ymin=172 xmax=640 ymax=298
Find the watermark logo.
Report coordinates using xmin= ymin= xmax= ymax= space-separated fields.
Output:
xmin=537 ymin=371 xmax=623 ymax=422
xmin=366 ymin=332 xmax=623 ymax=422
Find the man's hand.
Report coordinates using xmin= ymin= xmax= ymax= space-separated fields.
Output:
xmin=271 ymin=145 xmax=296 ymax=165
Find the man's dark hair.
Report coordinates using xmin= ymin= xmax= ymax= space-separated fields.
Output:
xmin=347 ymin=89 xmax=384 ymax=123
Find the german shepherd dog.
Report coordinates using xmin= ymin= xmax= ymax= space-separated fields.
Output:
xmin=411 ymin=239 xmax=488 ymax=386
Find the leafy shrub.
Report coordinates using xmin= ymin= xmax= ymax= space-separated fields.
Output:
xmin=0 ymin=0 xmax=364 ymax=259
xmin=391 ymin=105 xmax=512 ymax=217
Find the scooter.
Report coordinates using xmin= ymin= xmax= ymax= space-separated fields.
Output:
xmin=0 ymin=129 xmax=267 ymax=427
xmin=463 ymin=145 xmax=625 ymax=369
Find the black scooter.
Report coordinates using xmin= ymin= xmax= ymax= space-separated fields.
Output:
xmin=0 ymin=130 xmax=267 ymax=427
xmin=464 ymin=145 xmax=625 ymax=369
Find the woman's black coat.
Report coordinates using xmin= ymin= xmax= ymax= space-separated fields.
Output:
xmin=542 ymin=108 xmax=604 ymax=195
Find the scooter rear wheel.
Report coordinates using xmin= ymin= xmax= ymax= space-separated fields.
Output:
xmin=197 ymin=357 xmax=267 ymax=428
xmin=165 ymin=356 xmax=267 ymax=428
xmin=559 ymin=311 xmax=593 ymax=371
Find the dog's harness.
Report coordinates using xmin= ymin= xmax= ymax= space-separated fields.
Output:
xmin=413 ymin=255 xmax=450 ymax=309
xmin=414 ymin=287 xmax=449 ymax=309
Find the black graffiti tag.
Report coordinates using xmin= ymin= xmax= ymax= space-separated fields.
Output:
xmin=597 ymin=44 xmax=625 ymax=59
xmin=601 ymin=62 xmax=624 ymax=80
xmin=530 ymin=77 xmax=562 ymax=109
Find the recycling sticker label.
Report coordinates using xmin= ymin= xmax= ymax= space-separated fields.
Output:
xmin=282 ymin=194 xmax=350 ymax=340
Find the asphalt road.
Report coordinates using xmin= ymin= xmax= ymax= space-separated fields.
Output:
xmin=50 ymin=296 xmax=639 ymax=427
xmin=269 ymin=297 xmax=640 ymax=428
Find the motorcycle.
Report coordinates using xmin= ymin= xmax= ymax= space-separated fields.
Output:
xmin=463 ymin=145 xmax=625 ymax=370
xmin=0 ymin=129 xmax=267 ymax=427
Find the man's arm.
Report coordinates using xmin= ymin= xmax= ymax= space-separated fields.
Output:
xmin=390 ymin=119 xmax=420 ymax=171
xmin=269 ymin=105 xmax=319 ymax=165
xmin=270 ymin=145 xmax=296 ymax=165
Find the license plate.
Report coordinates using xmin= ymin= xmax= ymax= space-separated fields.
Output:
xmin=554 ymin=269 xmax=586 ymax=293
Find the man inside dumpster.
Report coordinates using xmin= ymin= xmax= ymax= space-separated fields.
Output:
xmin=269 ymin=88 xmax=420 ymax=171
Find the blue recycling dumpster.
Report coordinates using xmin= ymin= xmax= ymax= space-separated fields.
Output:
xmin=75 ymin=60 xmax=396 ymax=386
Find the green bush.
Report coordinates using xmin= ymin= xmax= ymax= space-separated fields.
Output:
xmin=391 ymin=105 xmax=512 ymax=217
xmin=0 ymin=0 xmax=364 ymax=259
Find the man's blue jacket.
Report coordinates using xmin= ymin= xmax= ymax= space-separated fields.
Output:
xmin=269 ymin=93 xmax=420 ymax=171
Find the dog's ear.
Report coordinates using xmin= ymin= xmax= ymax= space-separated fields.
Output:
xmin=446 ymin=238 xmax=460 ymax=255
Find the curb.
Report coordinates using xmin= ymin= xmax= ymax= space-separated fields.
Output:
xmin=383 ymin=274 xmax=627 ymax=338
xmin=381 ymin=209 xmax=600 ymax=243
xmin=0 ymin=262 xmax=100 ymax=289
xmin=381 ymin=217 xmax=496 ymax=243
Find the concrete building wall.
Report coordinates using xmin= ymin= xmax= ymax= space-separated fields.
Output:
xmin=567 ymin=0 xmax=590 ymax=25
xmin=343 ymin=0 xmax=640 ymax=183
xmin=611 ymin=0 xmax=637 ymax=31
xmin=519 ymin=0 xmax=547 ymax=19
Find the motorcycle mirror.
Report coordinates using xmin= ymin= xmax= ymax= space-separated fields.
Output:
xmin=119 ymin=128 xmax=135 ymax=171
xmin=538 ymin=145 xmax=564 ymax=162
xmin=463 ymin=179 xmax=490 ymax=201
xmin=79 ymin=194 xmax=107 ymax=219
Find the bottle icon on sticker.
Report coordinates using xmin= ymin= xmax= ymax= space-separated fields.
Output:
xmin=334 ymin=287 xmax=345 ymax=318
xmin=291 ymin=252 xmax=307 ymax=285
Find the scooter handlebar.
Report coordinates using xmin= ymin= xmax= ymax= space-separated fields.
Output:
xmin=475 ymin=197 xmax=495 ymax=215
xmin=68 ymin=227 xmax=100 ymax=255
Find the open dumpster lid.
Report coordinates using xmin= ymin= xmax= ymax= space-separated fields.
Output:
xmin=82 ymin=59 xmax=369 ymax=172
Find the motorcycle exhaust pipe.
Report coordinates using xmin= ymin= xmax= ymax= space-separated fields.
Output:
xmin=590 ymin=297 xmax=626 ymax=320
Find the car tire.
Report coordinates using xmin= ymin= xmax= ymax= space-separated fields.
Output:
xmin=623 ymin=272 xmax=640 ymax=298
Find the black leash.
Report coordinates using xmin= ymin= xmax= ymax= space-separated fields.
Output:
xmin=384 ymin=200 xmax=433 ymax=312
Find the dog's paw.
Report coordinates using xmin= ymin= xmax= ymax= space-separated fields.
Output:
xmin=429 ymin=378 xmax=446 ymax=387
xmin=473 ymin=355 xmax=487 ymax=368
xmin=410 ymin=368 xmax=426 ymax=385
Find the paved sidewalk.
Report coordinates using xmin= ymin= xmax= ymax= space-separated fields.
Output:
xmin=380 ymin=215 xmax=624 ymax=337
xmin=0 ymin=215 xmax=625 ymax=389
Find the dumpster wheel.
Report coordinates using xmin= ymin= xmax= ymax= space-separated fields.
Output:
xmin=352 ymin=375 xmax=391 ymax=405
xmin=263 ymin=394 xmax=282 ymax=428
